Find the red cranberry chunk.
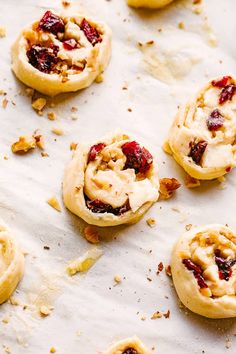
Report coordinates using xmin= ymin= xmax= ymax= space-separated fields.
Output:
xmin=122 ymin=141 xmax=153 ymax=174
xmin=39 ymin=11 xmax=65 ymax=35
xmin=63 ymin=39 xmax=78 ymax=50
xmin=206 ymin=109 xmax=224 ymax=131
xmin=219 ymin=84 xmax=236 ymax=104
xmin=123 ymin=349 xmax=138 ymax=354
xmin=212 ymin=76 xmax=232 ymax=88
xmin=86 ymin=199 xmax=130 ymax=216
xmin=80 ymin=18 xmax=102 ymax=46
xmin=27 ymin=44 xmax=59 ymax=73
xmin=88 ymin=143 xmax=106 ymax=163
xmin=215 ymin=249 xmax=236 ymax=281
xmin=182 ymin=259 xmax=208 ymax=289
xmin=189 ymin=140 xmax=207 ymax=165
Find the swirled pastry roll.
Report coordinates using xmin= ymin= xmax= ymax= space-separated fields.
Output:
xmin=0 ymin=223 xmax=24 ymax=304
xmin=63 ymin=131 xmax=159 ymax=227
xmin=165 ymin=76 xmax=236 ymax=180
xmin=127 ymin=0 xmax=173 ymax=9
xmin=172 ymin=224 xmax=236 ymax=318
xmin=104 ymin=336 xmax=149 ymax=354
xmin=12 ymin=10 xmax=112 ymax=96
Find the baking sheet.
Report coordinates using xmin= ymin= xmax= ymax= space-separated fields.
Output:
xmin=1 ymin=0 xmax=236 ymax=353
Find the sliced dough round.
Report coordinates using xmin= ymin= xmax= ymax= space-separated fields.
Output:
xmin=127 ymin=0 xmax=173 ymax=9
xmin=171 ymin=224 xmax=236 ymax=318
xmin=0 ymin=223 xmax=24 ymax=304
xmin=63 ymin=131 xmax=159 ymax=227
xmin=165 ymin=76 xmax=236 ymax=180
xmin=105 ymin=336 xmax=149 ymax=354
xmin=12 ymin=10 xmax=112 ymax=96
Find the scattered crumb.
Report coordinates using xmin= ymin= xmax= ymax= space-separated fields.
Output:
xmin=157 ymin=262 xmax=164 ymax=275
xmin=185 ymin=224 xmax=192 ymax=231
xmin=151 ymin=311 xmax=162 ymax=319
xmin=40 ymin=305 xmax=51 ymax=317
xmin=2 ymin=316 xmax=10 ymax=324
xmin=225 ymin=337 xmax=232 ymax=349
xmin=47 ymin=196 xmax=61 ymax=212
xmin=84 ymin=226 xmax=100 ymax=244
xmin=2 ymin=98 xmax=8 ymax=109
xmin=41 ymin=152 xmax=49 ymax=157
xmin=70 ymin=142 xmax=78 ymax=151
xmin=178 ymin=22 xmax=185 ymax=30
xmin=114 ymin=275 xmax=122 ymax=284
xmin=0 ymin=26 xmax=6 ymax=38
xmin=3 ymin=155 xmax=9 ymax=160
xmin=159 ymin=178 xmax=181 ymax=199
xmin=127 ymin=108 xmax=132 ymax=112
xmin=165 ymin=265 xmax=172 ymax=277
xmin=71 ymin=106 xmax=78 ymax=113
xmin=71 ymin=113 xmax=79 ymax=120
xmin=9 ymin=297 xmax=19 ymax=306
xmin=50 ymin=347 xmax=56 ymax=353
xmin=47 ymin=112 xmax=57 ymax=121
xmin=163 ymin=310 xmax=170 ymax=318
xmin=32 ymin=97 xmax=47 ymax=111
xmin=141 ymin=316 xmax=146 ymax=321
xmin=62 ymin=0 xmax=70 ymax=7
xmin=185 ymin=174 xmax=200 ymax=188
xmin=11 ymin=136 xmax=36 ymax=153
xmin=146 ymin=218 xmax=156 ymax=227
xmin=0 ymin=89 xmax=7 ymax=95
xmin=95 ymin=74 xmax=104 ymax=83
xmin=51 ymin=127 xmax=64 ymax=136
xmin=33 ymin=132 xmax=45 ymax=150
xmin=67 ymin=248 xmax=103 ymax=276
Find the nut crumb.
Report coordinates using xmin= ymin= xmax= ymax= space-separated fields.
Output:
xmin=178 ymin=22 xmax=185 ymax=29
xmin=62 ymin=0 xmax=70 ymax=6
xmin=41 ymin=152 xmax=49 ymax=157
xmin=11 ymin=136 xmax=36 ymax=153
xmin=47 ymin=112 xmax=57 ymax=121
xmin=32 ymin=97 xmax=47 ymax=111
xmin=159 ymin=178 xmax=181 ymax=199
xmin=0 ymin=89 xmax=7 ymax=95
xmin=185 ymin=174 xmax=200 ymax=188
xmin=25 ymin=88 xmax=34 ymax=97
xmin=151 ymin=311 xmax=162 ymax=319
xmin=157 ymin=262 xmax=164 ymax=275
xmin=146 ymin=218 xmax=156 ymax=227
xmin=163 ymin=310 xmax=170 ymax=318
xmin=165 ymin=265 xmax=172 ymax=277
xmin=70 ymin=142 xmax=78 ymax=151
xmin=51 ymin=127 xmax=64 ymax=136
xmin=2 ymin=98 xmax=8 ymax=109
xmin=33 ymin=133 xmax=45 ymax=150
xmin=84 ymin=226 xmax=100 ymax=244
xmin=47 ymin=196 xmax=61 ymax=212
xmin=0 ymin=26 xmax=6 ymax=38
xmin=95 ymin=74 xmax=104 ymax=83
xmin=40 ymin=305 xmax=51 ymax=317
xmin=114 ymin=275 xmax=122 ymax=284
xmin=71 ymin=106 xmax=78 ymax=113
xmin=185 ymin=224 xmax=192 ymax=231
xmin=50 ymin=347 xmax=56 ymax=353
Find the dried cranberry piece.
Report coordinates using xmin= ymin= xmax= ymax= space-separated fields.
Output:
xmin=63 ymin=39 xmax=78 ymax=50
xmin=122 ymin=141 xmax=153 ymax=174
xmin=80 ymin=18 xmax=102 ymax=46
xmin=219 ymin=84 xmax=236 ymax=104
xmin=212 ymin=76 xmax=232 ymax=88
xmin=182 ymin=259 xmax=208 ymax=289
xmin=38 ymin=11 xmax=65 ymax=35
xmin=88 ymin=143 xmax=106 ymax=163
xmin=215 ymin=250 xmax=236 ymax=281
xmin=86 ymin=199 xmax=130 ymax=216
xmin=122 ymin=349 xmax=138 ymax=354
xmin=26 ymin=44 xmax=59 ymax=73
xmin=206 ymin=109 xmax=224 ymax=131
xmin=189 ymin=140 xmax=207 ymax=165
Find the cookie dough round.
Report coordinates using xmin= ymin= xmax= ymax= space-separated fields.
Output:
xmin=0 ymin=223 xmax=24 ymax=304
xmin=63 ymin=131 xmax=159 ymax=227
xmin=172 ymin=224 xmax=236 ymax=318
xmin=127 ymin=0 xmax=173 ymax=9
xmin=12 ymin=10 xmax=112 ymax=96
xmin=105 ymin=336 xmax=149 ymax=354
xmin=164 ymin=76 xmax=236 ymax=180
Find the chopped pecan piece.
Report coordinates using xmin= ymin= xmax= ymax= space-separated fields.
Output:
xmin=11 ymin=136 xmax=36 ymax=153
xmin=159 ymin=178 xmax=181 ymax=199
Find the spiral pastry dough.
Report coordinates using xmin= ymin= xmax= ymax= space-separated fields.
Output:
xmin=165 ymin=76 xmax=236 ymax=180
xmin=171 ymin=224 xmax=236 ymax=318
xmin=0 ymin=223 xmax=24 ymax=304
xmin=127 ymin=0 xmax=173 ymax=9
xmin=12 ymin=10 xmax=112 ymax=96
xmin=104 ymin=336 xmax=149 ymax=354
xmin=63 ymin=131 xmax=159 ymax=227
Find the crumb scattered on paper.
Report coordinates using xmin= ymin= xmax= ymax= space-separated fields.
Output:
xmin=67 ymin=248 xmax=103 ymax=276
xmin=47 ymin=196 xmax=61 ymax=212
